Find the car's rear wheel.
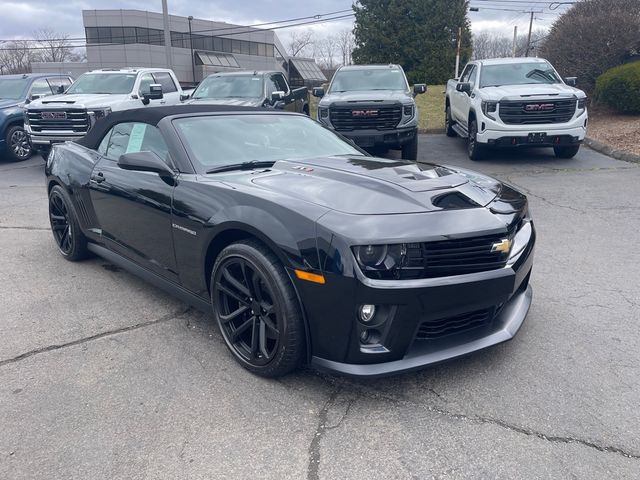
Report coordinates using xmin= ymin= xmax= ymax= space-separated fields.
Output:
xmin=553 ymin=145 xmax=580 ymax=159
xmin=467 ymin=119 xmax=485 ymax=161
xmin=48 ymin=185 xmax=90 ymax=261
xmin=445 ymin=105 xmax=456 ymax=137
xmin=211 ymin=240 xmax=304 ymax=377
xmin=401 ymin=135 xmax=418 ymax=161
xmin=5 ymin=125 xmax=31 ymax=162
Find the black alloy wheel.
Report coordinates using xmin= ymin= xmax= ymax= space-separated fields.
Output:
xmin=467 ymin=119 xmax=485 ymax=161
xmin=212 ymin=241 xmax=304 ymax=377
xmin=48 ymin=185 xmax=89 ymax=261
xmin=445 ymin=105 xmax=456 ymax=137
xmin=6 ymin=125 xmax=31 ymax=162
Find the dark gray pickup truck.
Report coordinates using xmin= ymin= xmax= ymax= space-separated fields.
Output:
xmin=184 ymin=70 xmax=308 ymax=114
xmin=313 ymin=64 xmax=426 ymax=160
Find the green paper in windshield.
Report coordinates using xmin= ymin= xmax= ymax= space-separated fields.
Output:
xmin=126 ymin=123 xmax=146 ymax=153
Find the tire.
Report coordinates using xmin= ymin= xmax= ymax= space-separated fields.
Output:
xmin=467 ymin=119 xmax=485 ymax=161
xmin=401 ymin=135 xmax=418 ymax=161
xmin=4 ymin=125 xmax=31 ymax=162
xmin=211 ymin=240 xmax=305 ymax=377
xmin=553 ymin=145 xmax=580 ymax=159
xmin=48 ymin=185 xmax=90 ymax=261
xmin=445 ymin=104 xmax=456 ymax=137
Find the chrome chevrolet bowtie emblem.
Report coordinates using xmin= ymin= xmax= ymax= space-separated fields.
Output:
xmin=491 ymin=238 xmax=512 ymax=253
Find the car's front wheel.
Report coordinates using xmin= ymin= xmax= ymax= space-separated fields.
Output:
xmin=48 ymin=185 xmax=90 ymax=261
xmin=211 ymin=240 xmax=305 ymax=377
xmin=467 ymin=119 xmax=485 ymax=161
xmin=553 ymin=145 xmax=580 ymax=159
xmin=445 ymin=105 xmax=456 ymax=137
xmin=5 ymin=125 xmax=31 ymax=162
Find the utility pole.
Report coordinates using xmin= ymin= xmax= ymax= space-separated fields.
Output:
xmin=188 ymin=16 xmax=196 ymax=84
xmin=525 ymin=11 xmax=534 ymax=57
xmin=512 ymin=25 xmax=518 ymax=57
xmin=161 ymin=0 xmax=173 ymax=69
xmin=455 ymin=26 xmax=462 ymax=78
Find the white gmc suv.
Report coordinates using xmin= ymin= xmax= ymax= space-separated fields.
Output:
xmin=445 ymin=57 xmax=588 ymax=160
xmin=25 ymin=68 xmax=184 ymax=152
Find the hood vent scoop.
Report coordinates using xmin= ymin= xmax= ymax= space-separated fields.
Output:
xmin=433 ymin=192 xmax=481 ymax=210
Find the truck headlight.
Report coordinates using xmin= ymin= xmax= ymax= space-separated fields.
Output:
xmin=403 ymin=104 xmax=414 ymax=117
xmin=88 ymin=107 xmax=112 ymax=129
xmin=317 ymin=107 xmax=329 ymax=123
xmin=577 ymin=97 xmax=587 ymax=116
xmin=481 ymin=101 xmax=498 ymax=120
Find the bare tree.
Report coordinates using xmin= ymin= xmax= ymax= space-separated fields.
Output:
xmin=0 ymin=40 xmax=37 ymax=74
xmin=316 ymin=37 xmax=339 ymax=70
xmin=336 ymin=28 xmax=354 ymax=66
xmin=472 ymin=30 xmax=547 ymax=60
xmin=287 ymin=30 xmax=315 ymax=57
xmin=32 ymin=29 xmax=76 ymax=63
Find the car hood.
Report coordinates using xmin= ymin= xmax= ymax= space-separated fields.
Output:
xmin=0 ymin=99 xmax=21 ymax=110
xmin=319 ymin=90 xmax=412 ymax=106
xmin=213 ymin=156 xmax=523 ymax=215
xmin=187 ymin=97 xmax=263 ymax=107
xmin=30 ymin=93 xmax=128 ymax=108
xmin=479 ymin=83 xmax=585 ymax=100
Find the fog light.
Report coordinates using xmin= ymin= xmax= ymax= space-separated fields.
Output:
xmin=359 ymin=304 xmax=376 ymax=323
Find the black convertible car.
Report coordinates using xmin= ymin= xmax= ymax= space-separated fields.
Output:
xmin=46 ymin=105 xmax=535 ymax=377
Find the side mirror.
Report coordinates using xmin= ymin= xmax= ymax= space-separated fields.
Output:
xmin=456 ymin=82 xmax=471 ymax=94
xmin=56 ymin=85 xmax=65 ymax=94
xmin=180 ymin=93 xmax=190 ymax=101
xmin=118 ymin=151 xmax=173 ymax=177
xmin=271 ymin=90 xmax=286 ymax=103
xmin=413 ymin=84 xmax=427 ymax=95
xmin=564 ymin=77 xmax=577 ymax=87
xmin=141 ymin=84 xmax=163 ymax=105
xmin=312 ymin=87 xmax=325 ymax=98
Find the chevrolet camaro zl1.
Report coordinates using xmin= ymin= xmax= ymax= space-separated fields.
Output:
xmin=45 ymin=105 xmax=535 ymax=377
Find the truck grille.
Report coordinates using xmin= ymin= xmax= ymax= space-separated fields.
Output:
xmin=498 ymin=99 xmax=577 ymax=125
xmin=26 ymin=109 xmax=89 ymax=134
xmin=415 ymin=307 xmax=494 ymax=340
xmin=329 ymin=105 xmax=402 ymax=131
xmin=362 ymin=232 xmax=514 ymax=280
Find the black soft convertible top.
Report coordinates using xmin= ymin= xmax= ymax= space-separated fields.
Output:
xmin=76 ymin=104 xmax=261 ymax=150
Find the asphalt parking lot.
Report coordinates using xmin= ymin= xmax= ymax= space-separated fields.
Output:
xmin=1 ymin=136 xmax=639 ymax=479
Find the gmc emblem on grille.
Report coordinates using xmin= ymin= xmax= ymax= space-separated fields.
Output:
xmin=524 ymin=103 xmax=555 ymax=112
xmin=41 ymin=112 xmax=67 ymax=120
xmin=352 ymin=110 xmax=378 ymax=117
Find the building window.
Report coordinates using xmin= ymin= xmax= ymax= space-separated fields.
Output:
xmin=136 ymin=27 xmax=149 ymax=44
xmin=123 ymin=27 xmax=136 ymax=44
xmin=257 ymin=43 xmax=266 ymax=56
xmin=249 ymin=42 xmax=258 ymax=56
xmin=222 ymin=38 xmax=232 ymax=53
xmin=265 ymin=44 xmax=274 ymax=57
xmin=240 ymin=40 xmax=250 ymax=55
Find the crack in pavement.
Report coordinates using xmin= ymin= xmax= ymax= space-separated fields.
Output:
xmin=320 ymin=375 xmax=640 ymax=461
xmin=307 ymin=388 xmax=340 ymax=480
xmin=0 ymin=306 xmax=193 ymax=368
xmin=504 ymin=177 xmax=587 ymax=214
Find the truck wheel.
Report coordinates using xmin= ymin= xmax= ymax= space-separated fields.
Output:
xmin=5 ymin=125 xmax=32 ymax=162
xmin=467 ymin=119 xmax=485 ymax=161
xmin=445 ymin=105 xmax=456 ymax=137
xmin=401 ymin=135 xmax=418 ymax=161
xmin=553 ymin=145 xmax=580 ymax=159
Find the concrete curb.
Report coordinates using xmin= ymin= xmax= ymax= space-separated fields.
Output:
xmin=584 ymin=137 xmax=640 ymax=164
xmin=419 ymin=128 xmax=445 ymax=135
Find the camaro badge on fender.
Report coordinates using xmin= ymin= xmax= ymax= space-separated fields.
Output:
xmin=491 ymin=238 xmax=512 ymax=253
xmin=172 ymin=223 xmax=197 ymax=236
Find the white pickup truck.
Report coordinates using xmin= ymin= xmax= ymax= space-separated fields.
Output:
xmin=445 ymin=57 xmax=588 ymax=160
xmin=25 ymin=68 xmax=184 ymax=152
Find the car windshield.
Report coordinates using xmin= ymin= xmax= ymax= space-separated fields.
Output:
xmin=329 ymin=68 xmax=408 ymax=93
xmin=174 ymin=114 xmax=363 ymax=169
xmin=65 ymin=73 xmax=137 ymax=94
xmin=0 ymin=78 xmax=30 ymax=100
xmin=480 ymin=62 xmax=562 ymax=87
xmin=192 ymin=75 xmax=264 ymax=99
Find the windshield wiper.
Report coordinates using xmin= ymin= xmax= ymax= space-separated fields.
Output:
xmin=205 ymin=160 xmax=275 ymax=174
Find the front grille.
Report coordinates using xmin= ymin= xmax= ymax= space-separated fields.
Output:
xmin=499 ymin=99 xmax=576 ymax=125
xmin=26 ymin=109 xmax=89 ymax=133
xmin=330 ymin=105 xmax=402 ymax=131
xmin=362 ymin=231 xmax=515 ymax=280
xmin=415 ymin=308 xmax=494 ymax=340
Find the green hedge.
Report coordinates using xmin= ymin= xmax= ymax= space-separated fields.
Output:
xmin=595 ymin=61 xmax=640 ymax=114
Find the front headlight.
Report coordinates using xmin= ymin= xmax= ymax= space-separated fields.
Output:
xmin=577 ymin=97 xmax=587 ymax=115
xmin=481 ymin=101 xmax=498 ymax=120
xmin=317 ymin=107 xmax=329 ymax=123
xmin=506 ymin=221 xmax=533 ymax=267
xmin=88 ymin=107 xmax=112 ymax=129
xmin=352 ymin=244 xmax=407 ymax=271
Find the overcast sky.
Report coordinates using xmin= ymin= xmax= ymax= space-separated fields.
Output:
xmin=0 ymin=0 xmax=572 ymax=45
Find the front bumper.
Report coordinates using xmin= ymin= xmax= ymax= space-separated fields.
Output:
xmin=298 ymin=224 xmax=535 ymax=377
xmin=476 ymin=122 xmax=587 ymax=146
xmin=337 ymin=126 xmax=417 ymax=149
xmin=25 ymin=124 xmax=84 ymax=146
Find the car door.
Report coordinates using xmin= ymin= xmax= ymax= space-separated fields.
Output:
xmin=451 ymin=64 xmax=474 ymax=124
xmin=138 ymin=73 xmax=167 ymax=107
xmin=88 ymin=121 xmax=179 ymax=281
xmin=266 ymin=73 xmax=295 ymax=111
xmin=152 ymin=71 xmax=180 ymax=105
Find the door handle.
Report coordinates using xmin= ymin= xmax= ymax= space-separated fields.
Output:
xmin=90 ymin=171 xmax=105 ymax=183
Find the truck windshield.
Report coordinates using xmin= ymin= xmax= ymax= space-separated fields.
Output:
xmin=65 ymin=73 xmax=137 ymax=94
xmin=329 ymin=68 xmax=408 ymax=93
xmin=0 ymin=78 xmax=30 ymax=100
xmin=193 ymin=75 xmax=264 ymax=99
xmin=480 ymin=62 xmax=562 ymax=88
